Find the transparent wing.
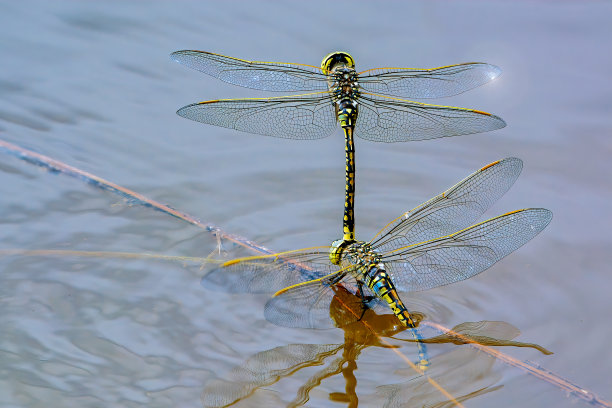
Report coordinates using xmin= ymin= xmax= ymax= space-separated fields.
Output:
xmin=381 ymin=208 xmax=552 ymax=292
xmin=370 ymin=158 xmax=523 ymax=252
xmin=358 ymin=63 xmax=501 ymax=98
xmin=171 ymin=50 xmax=330 ymax=92
xmin=202 ymin=247 xmax=337 ymax=294
xmin=177 ymin=93 xmax=337 ymax=139
xmin=354 ymin=93 xmax=506 ymax=143
xmin=264 ymin=270 xmax=383 ymax=329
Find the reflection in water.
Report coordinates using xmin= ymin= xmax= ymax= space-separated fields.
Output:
xmin=201 ymin=286 xmax=549 ymax=408
xmin=400 ymin=320 xmax=552 ymax=356
xmin=371 ymin=346 xmax=503 ymax=408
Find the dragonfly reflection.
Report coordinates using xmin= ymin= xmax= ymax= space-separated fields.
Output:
xmin=201 ymin=286 xmax=550 ymax=408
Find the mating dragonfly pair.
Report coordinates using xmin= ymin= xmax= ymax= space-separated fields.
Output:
xmin=172 ymin=51 xmax=551 ymax=340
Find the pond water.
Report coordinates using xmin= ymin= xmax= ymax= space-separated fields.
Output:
xmin=1 ymin=1 xmax=610 ymax=407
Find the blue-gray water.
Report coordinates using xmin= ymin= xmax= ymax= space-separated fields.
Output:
xmin=1 ymin=1 xmax=611 ymax=407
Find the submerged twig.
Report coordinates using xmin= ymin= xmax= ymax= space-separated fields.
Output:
xmin=0 ymin=139 xmax=272 ymax=256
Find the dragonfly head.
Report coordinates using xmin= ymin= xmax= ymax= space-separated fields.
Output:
xmin=329 ymin=239 xmax=353 ymax=265
xmin=321 ymin=51 xmax=355 ymax=73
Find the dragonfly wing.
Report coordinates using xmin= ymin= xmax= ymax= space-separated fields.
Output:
xmin=382 ymin=209 xmax=552 ymax=292
xmin=202 ymin=247 xmax=336 ymax=294
xmin=354 ymin=93 xmax=505 ymax=143
xmin=171 ymin=50 xmax=329 ymax=92
xmin=177 ymin=93 xmax=337 ymax=139
xmin=370 ymin=158 xmax=523 ymax=252
xmin=265 ymin=271 xmax=382 ymax=329
xmin=358 ymin=63 xmax=501 ymax=98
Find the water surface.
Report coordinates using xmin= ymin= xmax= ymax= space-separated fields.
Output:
xmin=1 ymin=1 xmax=611 ymax=407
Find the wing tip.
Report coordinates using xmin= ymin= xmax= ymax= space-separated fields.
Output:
xmin=176 ymin=105 xmax=190 ymax=117
xmin=497 ymin=156 xmax=524 ymax=172
xmin=536 ymin=207 xmax=554 ymax=223
xmin=491 ymin=114 xmax=507 ymax=129
xmin=170 ymin=50 xmax=214 ymax=64
xmin=471 ymin=110 xmax=506 ymax=130
xmin=505 ymin=208 xmax=553 ymax=230
xmin=170 ymin=50 xmax=192 ymax=63
xmin=487 ymin=64 xmax=503 ymax=80
xmin=504 ymin=156 xmax=523 ymax=164
xmin=529 ymin=208 xmax=554 ymax=232
xmin=176 ymin=100 xmax=218 ymax=116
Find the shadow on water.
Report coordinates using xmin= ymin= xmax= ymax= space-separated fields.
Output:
xmin=200 ymin=285 xmax=550 ymax=408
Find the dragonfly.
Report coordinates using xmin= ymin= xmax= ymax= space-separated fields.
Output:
xmin=171 ymin=50 xmax=507 ymax=243
xmin=203 ymin=157 xmax=552 ymax=335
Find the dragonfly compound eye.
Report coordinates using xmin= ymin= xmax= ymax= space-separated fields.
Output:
xmin=321 ymin=51 xmax=356 ymax=72
xmin=329 ymin=239 xmax=356 ymax=265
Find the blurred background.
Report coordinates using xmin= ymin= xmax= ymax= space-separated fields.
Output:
xmin=0 ymin=1 xmax=610 ymax=407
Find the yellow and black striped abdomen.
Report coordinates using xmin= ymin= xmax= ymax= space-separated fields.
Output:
xmin=362 ymin=264 xmax=416 ymax=328
xmin=362 ymin=264 xmax=430 ymax=369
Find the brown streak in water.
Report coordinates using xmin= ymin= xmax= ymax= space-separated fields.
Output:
xmin=424 ymin=321 xmax=611 ymax=407
xmin=0 ymin=139 xmax=272 ymax=256
xmin=0 ymin=249 xmax=217 ymax=264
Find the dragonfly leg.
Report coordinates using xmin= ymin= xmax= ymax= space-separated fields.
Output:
xmin=355 ymin=280 xmax=375 ymax=322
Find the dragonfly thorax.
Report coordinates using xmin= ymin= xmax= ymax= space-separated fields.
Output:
xmin=344 ymin=241 xmax=380 ymax=266
xmin=330 ymin=68 xmax=359 ymax=97
xmin=329 ymin=239 xmax=381 ymax=267
xmin=327 ymin=67 xmax=359 ymax=129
